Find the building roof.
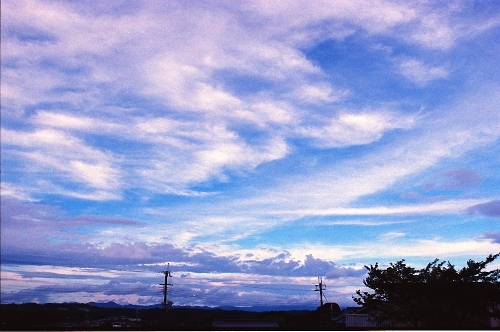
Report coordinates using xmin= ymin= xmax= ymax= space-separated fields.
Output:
xmin=343 ymin=306 xmax=369 ymax=314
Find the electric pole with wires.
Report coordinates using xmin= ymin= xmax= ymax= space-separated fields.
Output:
xmin=160 ymin=263 xmax=173 ymax=325
xmin=314 ymin=277 xmax=326 ymax=307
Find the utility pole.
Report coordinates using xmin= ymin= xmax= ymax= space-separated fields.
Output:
xmin=314 ymin=277 xmax=326 ymax=307
xmin=160 ymin=263 xmax=173 ymax=325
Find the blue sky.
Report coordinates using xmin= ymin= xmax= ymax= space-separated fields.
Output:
xmin=1 ymin=0 xmax=500 ymax=309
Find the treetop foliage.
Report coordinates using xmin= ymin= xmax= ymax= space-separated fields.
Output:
xmin=359 ymin=253 xmax=500 ymax=287
xmin=353 ymin=253 xmax=500 ymax=328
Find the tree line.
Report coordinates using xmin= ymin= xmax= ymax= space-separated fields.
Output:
xmin=353 ymin=253 xmax=500 ymax=329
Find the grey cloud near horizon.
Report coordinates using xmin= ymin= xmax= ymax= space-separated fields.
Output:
xmin=1 ymin=246 xmax=365 ymax=306
xmin=483 ymin=232 xmax=500 ymax=243
xmin=1 ymin=198 xmax=360 ymax=278
xmin=1 ymin=240 xmax=363 ymax=278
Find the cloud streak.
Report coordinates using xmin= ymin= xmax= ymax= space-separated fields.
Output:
xmin=468 ymin=200 xmax=500 ymax=218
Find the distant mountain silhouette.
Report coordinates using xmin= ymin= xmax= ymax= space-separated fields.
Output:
xmin=87 ymin=301 xmax=122 ymax=308
xmin=87 ymin=301 xmax=162 ymax=309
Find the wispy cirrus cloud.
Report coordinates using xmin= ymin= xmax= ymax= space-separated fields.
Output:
xmin=3 ymin=0 xmax=498 ymax=201
xmin=298 ymin=109 xmax=416 ymax=148
xmin=2 ymin=128 xmax=121 ymax=197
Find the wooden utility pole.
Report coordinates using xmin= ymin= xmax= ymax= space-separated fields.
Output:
xmin=160 ymin=263 xmax=173 ymax=325
xmin=315 ymin=277 xmax=326 ymax=306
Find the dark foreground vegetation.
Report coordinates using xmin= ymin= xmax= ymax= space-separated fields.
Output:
xmin=0 ymin=302 xmax=340 ymax=330
xmin=353 ymin=253 xmax=500 ymax=329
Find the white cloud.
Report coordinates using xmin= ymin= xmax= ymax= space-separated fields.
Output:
xmin=379 ymin=231 xmax=406 ymax=240
xmin=278 ymin=198 xmax=490 ymax=218
xmin=133 ymin=126 xmax=289 ymax=194
xmin=243 ymin=0 xmax=416 ymax=37
xmin=310 ymin=219 xmax=413 ymax=226
xmin=2 ymin=128 xmax=121 ymax=193
xmin=31 ymin=111 xmax=124 ymax=134
xmin=284 ymin=238 xmax=500 ymax=264
xmin=245 ymin=102 xmax=296 ymax=127
xmin=410 ymin=12 xmax=456 ymax=50
xmin=299 ymin=110 xmax=416 ymax=148
xmin=399 ymin=58 xmax=448 ymax=86
xmin=0 ymin=182 xmax=37 ymax=202
xmin=290 ymin=83 xmax=348 ymax=104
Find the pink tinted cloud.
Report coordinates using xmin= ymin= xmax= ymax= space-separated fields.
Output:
xmin=443 ymin=168 xmax=482 ymax=189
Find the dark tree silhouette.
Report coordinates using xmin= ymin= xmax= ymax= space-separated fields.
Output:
xmin=353 ymin=253 xmax=500 ymax=329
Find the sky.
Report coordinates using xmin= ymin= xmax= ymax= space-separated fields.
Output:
xmin=1 ymin=0 xmax=500 ymax=309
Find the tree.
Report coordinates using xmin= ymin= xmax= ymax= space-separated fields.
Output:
xmin=353 ymin=253 xmax=500 ymax=329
